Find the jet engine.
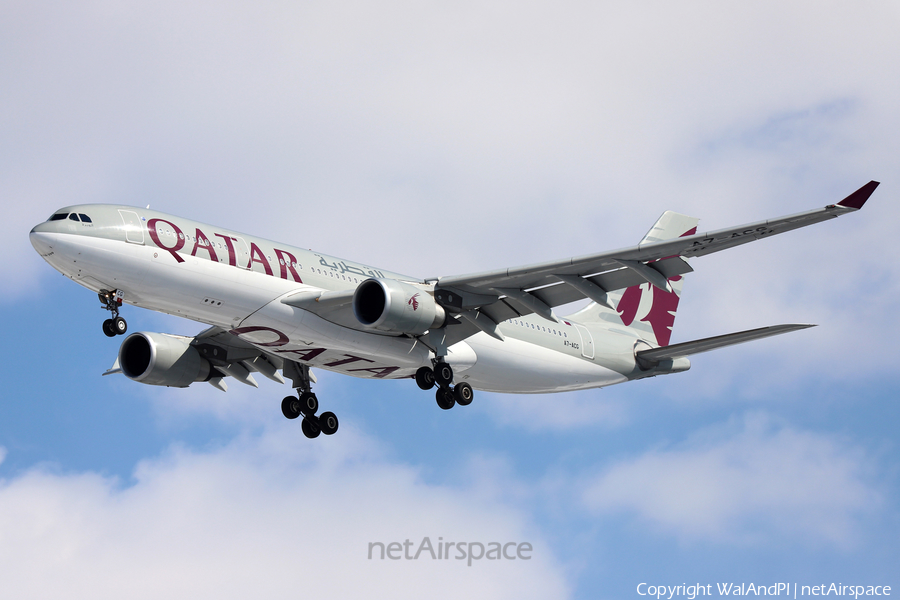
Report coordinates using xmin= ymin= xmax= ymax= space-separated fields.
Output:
xmin=353 ymin=278 xmax=446 ymax=335
xmin=119 ymin=332 xmax=212 ymax=387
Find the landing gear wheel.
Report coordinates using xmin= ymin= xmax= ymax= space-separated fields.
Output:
xmin=415 ymin=367 xmax=436 ymax=390
xmin=102 ymin=319 xmax=116 ymax=337
xmin=436 ymin=387 xmax=456 ymax=410
xmin=299 ymin=392 xmax=318 ymax=415
xmin=319 ymin=411 xmax=339 ymax=435
xmin=112 ymin=316 xmax=127 ymax=335
xmin=453 ymin=382 xmax=474 ymax=406
xmin=281 ymin=396 xmax=301 ymax=420
xmin=301 ymin=416 xmax=321 ymax=439
xmin=434 ymin=362 xmax=453 ymax=387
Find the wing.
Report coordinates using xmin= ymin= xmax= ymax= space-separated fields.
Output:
xmin=429 ymin=181 xmax=878 ymax=344
xmin=105 ymin=325 xmax=289 ymax=391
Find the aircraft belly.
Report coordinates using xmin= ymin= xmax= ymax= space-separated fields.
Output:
xmin=462 ymin=333 xmax=627 ymax=393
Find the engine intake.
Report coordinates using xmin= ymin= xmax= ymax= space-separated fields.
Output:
xmin=119 ymin=332 xmax=211 ymax=387
xmin=353 ymin=278 xmax=446 ymax=335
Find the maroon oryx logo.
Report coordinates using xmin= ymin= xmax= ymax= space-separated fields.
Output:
xmin=615 ymin=226 xmax=696 ymax=346
xmin=408 ymin=293 xmax=420 ymax=310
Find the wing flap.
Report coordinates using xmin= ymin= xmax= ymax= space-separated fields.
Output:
xmin=480 ymin=300 xmax=521 ymax=324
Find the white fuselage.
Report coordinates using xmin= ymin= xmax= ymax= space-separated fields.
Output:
xmin=30 ymin=205 xmax=648 ymax=393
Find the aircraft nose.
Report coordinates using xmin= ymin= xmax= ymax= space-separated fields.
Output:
xmin=30 ymin=223 xmax=55 ymax=256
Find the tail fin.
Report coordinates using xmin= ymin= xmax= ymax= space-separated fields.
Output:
xmin=571 ymin=211 xmax=699 ymax=346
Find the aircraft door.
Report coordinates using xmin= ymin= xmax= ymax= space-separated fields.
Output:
xmin=574 ymin=324 xmax=595 ymax=359
xmin=119 ymin=210 xmax=144 ymax=244
xmin=234 ymin=236 xmax=251 ymax=269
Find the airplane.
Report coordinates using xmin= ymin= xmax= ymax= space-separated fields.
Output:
xmin=29 ymin=181 xmax=879 ymax=439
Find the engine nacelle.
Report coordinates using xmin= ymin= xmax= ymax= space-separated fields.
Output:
xmin=119 ymin=332 xmax=211 ymax=387
xmin=353 ymin=278 xmax=446 ymax=335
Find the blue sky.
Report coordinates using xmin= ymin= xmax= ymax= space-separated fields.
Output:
xmin=2 ymin=2 xmax=899 ymax=598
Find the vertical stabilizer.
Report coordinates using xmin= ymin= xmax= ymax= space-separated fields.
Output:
xmin=571 ymin=211 xmax=698 ymax=346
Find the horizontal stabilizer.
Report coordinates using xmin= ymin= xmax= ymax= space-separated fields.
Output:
xmin=636 ymin=324 xmax=816 ymax=363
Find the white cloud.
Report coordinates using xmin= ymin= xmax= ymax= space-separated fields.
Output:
xmin=0 ymin=426 xmax=568 ymax=599
xmin=582 ymin=413 xmax=881 ymax=547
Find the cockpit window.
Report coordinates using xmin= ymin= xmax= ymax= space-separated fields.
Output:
xmin=68 ymin=213 xmax=80 ymax=222
xmin=49 ymin=213 xmax=68 ymax=221
xmin=78 ymin=214 xmax=92 ymax=223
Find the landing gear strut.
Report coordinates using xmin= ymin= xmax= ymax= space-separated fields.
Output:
xmin=417 ymin=359 xmax=475 ymax=410
xmin=282 ymin=361 xmax=338 ymax=439
xmin=99 ymin=289 xmax=127 ymax=337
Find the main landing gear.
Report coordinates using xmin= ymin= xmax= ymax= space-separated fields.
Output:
xmin=281 ymin=393 xmax=338 ymax=438
xmin=281 ymin=362 xmax=338 ymax=439
xmin=415 ymin=361 xmax=474 ymax=411
xmin=99 ymin=289 xmax=127 ymax=337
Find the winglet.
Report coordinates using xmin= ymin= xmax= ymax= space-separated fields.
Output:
xmin=837 ymin=180 xmax=879 ymax=210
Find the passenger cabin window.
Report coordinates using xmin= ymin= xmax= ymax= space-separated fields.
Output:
xmin=49 ymin=213 xmax=68 ymax=221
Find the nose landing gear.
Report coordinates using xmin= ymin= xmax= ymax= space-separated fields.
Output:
xmin=99 ymin=290 xmax=127 ymax=337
